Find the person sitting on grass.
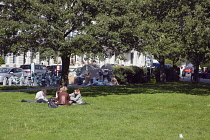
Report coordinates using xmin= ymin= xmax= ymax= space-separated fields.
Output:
xmin=106 ymin=75 xmax=119 ymax=86
xmin=56 ymin=86 xmax=71 ymax=106
xmin=69 ymin=89 xmax=82 ymax=105
xmin=21 ymin=89 xmax=48 ymax=103
xmin=69 ymin=89 xmax=88 ymax=105
xmin=110 ymin=75 xmax=119 ymax=85
xmin=55 ymin=85 xmax=62 ymax=98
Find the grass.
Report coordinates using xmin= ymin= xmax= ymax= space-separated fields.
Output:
xmin=0 ymin=81 xmax=210 ymax=140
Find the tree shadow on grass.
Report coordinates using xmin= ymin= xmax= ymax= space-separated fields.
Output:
xmin=2 ymin=81 xmax=210 ymax=97
xmin=63 ymin=81 xmax=210 ymax=97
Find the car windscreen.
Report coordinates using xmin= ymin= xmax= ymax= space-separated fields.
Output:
xmin=20 ymin=65 xmax=31 ymax=69
xmin=48 ymin=65 xmax=62 ymax=70
xmin=48 ymin=66 xmax=56 ymax=70
xmin=185 ymin=67 xmax=193 ymax=69
xmin=0 ymin=68 xmax=10 ymax=73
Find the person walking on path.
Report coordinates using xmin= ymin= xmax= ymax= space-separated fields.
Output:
xmin=182 ymin=70 xmax=186 ymax=79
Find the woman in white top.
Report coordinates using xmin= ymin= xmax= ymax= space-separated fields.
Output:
xmin=55 ymin=85 xmax=62 ymax=98
xmin=21 ymin=89 xmax=48 ymax=103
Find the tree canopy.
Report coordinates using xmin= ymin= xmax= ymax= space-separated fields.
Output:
xmin=179 ymin=0 xmax=210 ymax=83
xmin=132 ymin=0 xmax=210 ymax=83
xmin=1 ymin=0 xmax=210 ymax=84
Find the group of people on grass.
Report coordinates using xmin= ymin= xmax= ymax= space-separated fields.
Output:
xmin=21 ymin=86 xmax=86 ymax=106
xmin=55 ymin=86 xmax=85 ymax=106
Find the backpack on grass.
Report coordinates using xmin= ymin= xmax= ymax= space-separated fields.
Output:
xmin=48 ymin=100 xmax=58 ymax=108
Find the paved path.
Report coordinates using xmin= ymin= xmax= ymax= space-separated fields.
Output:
xmin=180 ymin=73 xmax=210 ymax=83
xmin=1 ymin=74 xmax=210 ymax=93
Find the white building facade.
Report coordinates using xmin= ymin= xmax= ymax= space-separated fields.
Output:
xmin=1 ymin=50 xmax=150 ymax=68
xmin=2 ymin=52 xmax=41 ymax=67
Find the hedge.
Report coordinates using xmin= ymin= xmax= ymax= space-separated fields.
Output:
xmin=113 ymin=66 xmax=145 ymax=84
xmin=112 ymin=66 xmax=180 ymax=84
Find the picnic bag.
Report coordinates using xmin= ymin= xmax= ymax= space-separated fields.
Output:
xmin=48 ymin=100 xmax=58 ymax=108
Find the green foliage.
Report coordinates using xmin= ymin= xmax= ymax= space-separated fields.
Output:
xmin=0 ymin=0 xmax=39 ymax=55
xmin=1 ymin=0 xmax=103 ymax=85
xmin=177 ymin=0 xmax=210 ymax=83
xmin=0 ymin=56 xmax=5 ymax=65
xmin=134 ymin=0 xmax=210 ymax=83
xmin=165 ymin=59 xmax=173 ymax=65
xmin=85 ymin=0 xmax=139 ymax=56
xmin=113 ymin=66 xmax=144 ymax=84
xmin=135 ymin=0 xmax=183 ymax=60
xmin=200 ymin=62 xmax=210 ymax=71
xmin=1 ymin=0 xmax=210 ymax=84
xmin=151 ymin=67 xmax=180 ymax=83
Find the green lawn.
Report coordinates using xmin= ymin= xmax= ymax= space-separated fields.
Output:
xmin=0 ymin=82 xmax=210 ymax=140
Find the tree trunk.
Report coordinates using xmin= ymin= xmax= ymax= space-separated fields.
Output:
xmin=172 ymin=58 xmax=180 ymax=82
xmin=159 ymin=56 xmax=166 ymax=83
xmin=192 ymin=62 xmax=200 ymax=84
xmin=61 ymin=54 xmax=70 ymax=86
xmin=173 ymin=65 xmax=180 ymax=82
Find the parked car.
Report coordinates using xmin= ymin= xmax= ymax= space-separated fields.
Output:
xmin=199 ymin=70 xmax=210 ymax=79
xmin=47 ymin=65 xmax=62 ymax=76
xmin=0 ymin=67 xmax=23 ymax=84
xmin=20 ymin=64 xmax=46 ymax=77
xmin=183 ymin=67 xmax=194 ymax=74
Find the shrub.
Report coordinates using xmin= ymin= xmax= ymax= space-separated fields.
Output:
xmin=152 ymin=67 xmax=180 ymax=82
xmin=165 ymin=67 xmax=180 ymax=82
xmin=113 ymin=66 xmax=144 ymax=84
